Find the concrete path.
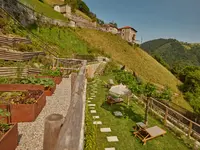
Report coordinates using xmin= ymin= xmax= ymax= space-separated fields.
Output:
xmin=16 ymin=78 xmax=71 ymax=150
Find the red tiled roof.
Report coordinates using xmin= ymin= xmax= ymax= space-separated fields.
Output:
xmin=118 ymin=26 xmax=137 ymax=32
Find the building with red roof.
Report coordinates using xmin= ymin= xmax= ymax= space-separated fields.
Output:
xmin=118 ymin=26 xmax=137 ymax=43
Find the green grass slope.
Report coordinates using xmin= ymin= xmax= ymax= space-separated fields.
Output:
xmin=75 ymin=29 xmax=192 ymax=110
xmin=20 ymin=0 xmax=68 ymax=21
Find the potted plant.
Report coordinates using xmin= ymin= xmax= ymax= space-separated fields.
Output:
xmin=0 ymin=109 xmax=18 ymax=150
xmin=0 ymin=90 xmax=46 ymax=122
xmin=37 ymin=68 xmax=63 ymax=84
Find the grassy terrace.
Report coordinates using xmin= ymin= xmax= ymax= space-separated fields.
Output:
xmin=76 ymin=29 xmax=193 ymax=111
xmin=85 ymin=75 xmax=190 ymax=150
xmin=20 ymin=0 xmax=68 ymax=21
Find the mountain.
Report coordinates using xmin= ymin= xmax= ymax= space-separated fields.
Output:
xmin=3 ymin=0 xmax=193 ymax=110
xmin=141 ymin=39 xmax=200 ymax=71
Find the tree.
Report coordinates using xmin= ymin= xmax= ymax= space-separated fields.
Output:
xmin=109 ymin=21 xmax=117 ymax=28
xmin=64 ymin=0 xmax=78 ymax=12
xmin=143 ymin=83 xmax=156 ymax=125
xmin=78 ymin=1 xmax=90 ymax=15
xmin=97 ymin=18 xmax=104 ymax=25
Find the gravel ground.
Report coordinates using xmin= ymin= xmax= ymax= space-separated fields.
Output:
xmin=16 ymin=78 xmax=71 ymax=150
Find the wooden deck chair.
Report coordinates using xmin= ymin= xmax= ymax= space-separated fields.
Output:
xmin=133 ymin=126 xmax=166 ymax=145
xmin=107 ymin=95 xmax=123 ymax=105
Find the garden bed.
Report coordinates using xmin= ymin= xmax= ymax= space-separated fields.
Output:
xmin=0 ymin=123 xmax=18 ymax=150
xmin=36 ymin=76 xmax=62 ymax=84
xmin=44 ymin=85 xmax=56 ymax=96
xmin=0 ymin=89 xmax=46 ymax=123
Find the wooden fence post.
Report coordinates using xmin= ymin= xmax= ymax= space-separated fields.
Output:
xmin=188 ymin=121 xmax=193 ymax=137
xmin=71 ymin=72 xmax=77 ymax=98
xmin=43 ymin=114 xmax=63 ymax=150
xmin=164 ymin=107 xmax=168 ymax=126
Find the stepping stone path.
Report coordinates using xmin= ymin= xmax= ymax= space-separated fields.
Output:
xmin=105 ymin=148 xmax=115 ymax=150
xmin=90 ymin=110 xmax=96 ymax=113
xmin=87 ymin=101 xmax=91 ymax=103
xmin=93 ymin=121 xmax=102 ymax=125
xmin=113 ymin=111 xmax=123 ymax=117
xmin=88 ymin=104 xmax=96 ymax=106
xmin=100 ymin=128 xmax=111 ymax=133
xmin=107 ymin=136 xmax=119 ymax=142
xmin=93 ymin=116 xmax=100 ymax=119
xmin=89 ymin=107 xmax=95 ymax=109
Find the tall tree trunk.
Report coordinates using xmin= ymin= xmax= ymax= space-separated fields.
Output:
xmin=144 ymin=97 xmax=150 ymax=125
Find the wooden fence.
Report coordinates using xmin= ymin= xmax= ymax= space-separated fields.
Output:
xmin=43 ymin=59 xmax=87 ymax=150
xmin=0 ymin=47 xmax=45 ymax=61
xmin=0 ymin=35 xmax=31 ymax=47
xmin=0 ymin=67 xmax=41 ymax=77
xmin=139 ymin=97 xmax=200 ymax=141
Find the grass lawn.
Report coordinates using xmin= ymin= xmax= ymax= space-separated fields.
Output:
xmin=30 ymin=27 xmax=93 ymax=57
xmin=85 ymin=75 xmax=190 ymax=150
xmin=20 ymin=0 xmax=68 ymax=21
xmin=75 ymin=10 xmax=92 ymax=22
xmin=76 ymin=29 xmax=193 ymax=111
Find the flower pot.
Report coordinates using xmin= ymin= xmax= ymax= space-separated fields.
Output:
xmin=0 ymin=123 xmax=18 ymax=150
xmin=0 ymin=90 xmax=46 ymax=123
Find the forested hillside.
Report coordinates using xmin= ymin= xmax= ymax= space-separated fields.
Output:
xmin=141 ymin=39 xmax=200 ymax=72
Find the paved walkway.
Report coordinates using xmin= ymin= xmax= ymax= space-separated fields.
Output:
xmin=16 ymin=78 xmax=71 ymax=150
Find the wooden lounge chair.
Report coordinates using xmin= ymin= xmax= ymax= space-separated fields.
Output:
xmin=133 ymin=126 xmax=166 ymax=145
xmin=107 ymin=95 xmax=123 ymax=105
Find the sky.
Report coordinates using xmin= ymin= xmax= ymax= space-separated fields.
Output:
xmin=83 ymin=0 xmax=200 ymax=43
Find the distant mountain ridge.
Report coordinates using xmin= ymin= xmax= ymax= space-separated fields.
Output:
xmin=141 ymin=38 xmax=200 ymax=70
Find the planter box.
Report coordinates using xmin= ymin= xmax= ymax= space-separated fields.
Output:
xmin=0 ymin=85 xmax=46 ymax=123
xmin=0 ymin=123 xmax=18 ymax=150
xmin=44 ymin=85 xmax=56 ymax=96
xmin=53 ymin=76 xmax=62 ymax=84
xmin=0 ymin=84 xmax=44 ymax=91
xmin=36 ymin=76 xmax=62 ymax=84
xmin=0 ymin=84 xmax=56 ymax=97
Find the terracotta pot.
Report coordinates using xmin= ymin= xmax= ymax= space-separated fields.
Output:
xmin=0 ymin=123 xmax=18 ymax=150
xmin=44 ymin=85 xmax=56 ymax=96
xmin=0 ymin=92 xmax=46 ymax=123
xmin=36 ymin=76 xmax=62 ymax=84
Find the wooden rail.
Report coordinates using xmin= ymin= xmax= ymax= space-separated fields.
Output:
xmin=43 ymin=59 xmax=87 ymax=150
xmin=139 ymin=97 xmax=200 ymax=141
xmin=0 ymin=67 xmax=41 ymax=77
xmin=0 ymin=47 xmax=45 ymax=61
xmin=0 ymin=35 xmax=31 ymax=47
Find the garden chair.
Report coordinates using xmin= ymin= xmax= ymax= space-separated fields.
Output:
xmin=133 ymin=126 xmax=166 ymax=145
xmin=106 ymin=95 xmax=123 ymax=106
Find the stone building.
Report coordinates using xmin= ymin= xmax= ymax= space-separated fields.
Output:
xmin=103 ymin=24 xmax=119 ymax=34
xmin=118 ymin=26 xmax=137 ymax=43
xmin=53 ymin=4 xmax=71 ymax=18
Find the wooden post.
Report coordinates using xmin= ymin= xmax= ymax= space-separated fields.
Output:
xmin=144 ymin=97 xmax=150 ymax=125
xmin=43 ymin=114 xmax=63 ymax=150
xmin=71 ymin=72 xmax=77 ymax=99
xmin=164 ymin=107 xmax=168 ymax=126
xmin=188 ymin=121 xmax=193 ymax=137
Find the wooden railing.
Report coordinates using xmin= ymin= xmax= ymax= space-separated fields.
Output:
xmin=138 ymin=97 xmax=200 ymax=141
xmin=0 ymin=35 xmax=31 ymax=47
xmin=0 ymin=67 xmax=41 ymax=77
xmin=43 ymin=59 xmax=87 ymax=150
xmin=0 ymin=47 xmax=45 ymax=61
